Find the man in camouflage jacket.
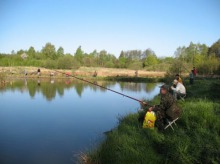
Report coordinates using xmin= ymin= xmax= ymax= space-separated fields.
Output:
xmin=149 ymin=85 xmax=181 ymax=130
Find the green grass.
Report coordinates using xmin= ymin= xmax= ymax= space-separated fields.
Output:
xmin=84 ymin=80 xmax=220 ymax=164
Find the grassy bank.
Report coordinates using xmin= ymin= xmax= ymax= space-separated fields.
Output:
xmin=83 ymin=79 xmax=220 ymax=164
xmin=103 ymin=76 xmax=164 ymax=83
xmin=0 ymin=66 xmax=165 ymax=78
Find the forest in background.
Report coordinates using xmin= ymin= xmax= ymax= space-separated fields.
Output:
xmin=0 ymin=39 xmax=220 ymax=75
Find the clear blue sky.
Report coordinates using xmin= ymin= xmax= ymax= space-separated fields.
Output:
xmin=0 ymin=0 xmax=219 ymax=57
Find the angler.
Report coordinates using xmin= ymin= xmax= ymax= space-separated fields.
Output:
xmin=147 ymin=85 xmax=181 ymax=131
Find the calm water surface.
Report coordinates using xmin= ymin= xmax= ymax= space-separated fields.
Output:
xmin=0 ymin=78 xmax=161 ymax=164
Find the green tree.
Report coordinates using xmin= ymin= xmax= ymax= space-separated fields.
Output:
xmin=42 ymin=59 xmax=57 ymax=68
xmin=57 ymin=55 xmax=74 ymax=69
xmin=34 ymin=52 xmax=44 ymax=60
xmin=105 ymin=54 xmax=116 ymax=68
xmin=27 ymin=46 xmax=36 ymax=59
xmin=197 ymin=55 xmax=220 ymax=75
xmin=142 ymin=49 xmax=157 ymax=68
xmin=118 ymin=51 xmax=127 ymax=68
xmin=74 ymin=46 xmax=84 ymax=64
xmin=128 ymin=60 xmax=142 ymax=70
xmin=174 ymin=42 xmax=210 ymax=70
xmin=163 ymin=57 xmax=174 ymax=63
xmin=186 ymin=42 xmax=196 ymax=64
xmin=41 ymin=43 xmax=56 ymax=59
xmin=144 ymin=49 xmax=156 ymax=58
xmin=208 ymin=39 xmax=220 ymax=58
xmin=144 ymin=54 xmax=158 ymax=67
xmin=98 ymin=50 xmax=107 ymax=67
xmin=198 ymin=44 xmax=208 ymax=56
xmin=174 ymin=46 xmax=187 ymax=61
xmin=57 ymin=46 xmax=64 ymax=57
xmin=83 ymin=53 xmax=96 ymax=67
xmin=17 ymin=49 xmax=25 ymax=56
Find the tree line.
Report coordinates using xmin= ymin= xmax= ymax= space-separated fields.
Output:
xmin=172 ymin=39 xmax=220 ymax=75
xmin=0 ymin=39 xmax=219 ymax=74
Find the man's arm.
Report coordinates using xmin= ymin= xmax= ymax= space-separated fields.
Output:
xmin=171 ymin=86 xmax=177 ymax=92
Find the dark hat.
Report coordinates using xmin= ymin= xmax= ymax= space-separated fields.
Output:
xmin=160 ymin=84 xmax=169 ymax=90
xmin=175 ymin=74 xmax=179 ymax=76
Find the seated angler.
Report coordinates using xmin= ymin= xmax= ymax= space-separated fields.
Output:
xmin=147 ymin=85 xmax=181 ymax=131
xmin=175 ymin=74 xmax=183 ymax=84
xmin=171 ymin=79 xmax=186 ymax=100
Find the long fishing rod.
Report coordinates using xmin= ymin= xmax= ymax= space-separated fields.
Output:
xmin=53 ymin=70 xmax=148 ymax=105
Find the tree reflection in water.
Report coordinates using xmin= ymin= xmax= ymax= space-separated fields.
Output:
xmin=0 ymin=79 xmax=159 ymax=101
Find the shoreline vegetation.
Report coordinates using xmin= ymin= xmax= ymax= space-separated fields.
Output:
xmin=0 ymin=66 xmax=165 ymax=78
xmin=0 ymin=66 xmax=166 ymax=84
xmin=1 ymin=66 xmax=219 ymax=81
xmin=81 ymin=79 xmax=220 ymax=164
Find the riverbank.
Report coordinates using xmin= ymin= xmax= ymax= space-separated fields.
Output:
xmin=0 ymin=66 xmax=165 ymax=78
xmin=82 ymin=79 xmax=220 ymax=163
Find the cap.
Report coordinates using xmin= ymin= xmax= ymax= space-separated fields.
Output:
xmin=160 ymin=84 xmax=169 ymax=90
xmin=175 ymin=74 xmax=179 ymax=76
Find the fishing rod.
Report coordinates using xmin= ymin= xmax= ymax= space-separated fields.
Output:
xmin=53 ymin=69 xmax=149 ymax=105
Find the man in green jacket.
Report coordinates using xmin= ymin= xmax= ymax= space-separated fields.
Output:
xmin=148 ymin=85 xmax=181 ymax=130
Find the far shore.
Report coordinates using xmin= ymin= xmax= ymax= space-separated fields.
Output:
xmin=0 ymin=66 xmax=166 ymax=78
xmin=1 ymin=67 xmax=219 ymax=82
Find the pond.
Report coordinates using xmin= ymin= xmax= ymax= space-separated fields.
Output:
xmin=0 ymin=78 xmax=161 ymax=164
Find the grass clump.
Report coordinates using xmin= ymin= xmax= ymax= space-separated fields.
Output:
xmin=83 ymin=80 xmax=220 ymax=164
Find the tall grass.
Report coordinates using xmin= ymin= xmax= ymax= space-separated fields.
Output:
xmin=83 ymin=80 xmax=220 ymax=164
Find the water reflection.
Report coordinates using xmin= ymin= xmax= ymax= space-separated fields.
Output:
xmin=0 ymin=79 xmax=158 ymax=101
xmin=0 ymin=78 xmax=161 ymax=164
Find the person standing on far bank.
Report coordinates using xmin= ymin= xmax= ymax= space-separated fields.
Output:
xmin=37 ymin=68 xmax=41 ymax=77
xmin=193 ymin=67 xmax=197 ymax=77
xmin=189 ymin=70 xmax=194 ymax=85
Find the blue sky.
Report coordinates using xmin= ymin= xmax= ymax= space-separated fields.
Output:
xmin=0 ymin=0 xmax=219 ymax=57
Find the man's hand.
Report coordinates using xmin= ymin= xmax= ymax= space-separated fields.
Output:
xmin=141 ymin=101 xmax=147 ymax=106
